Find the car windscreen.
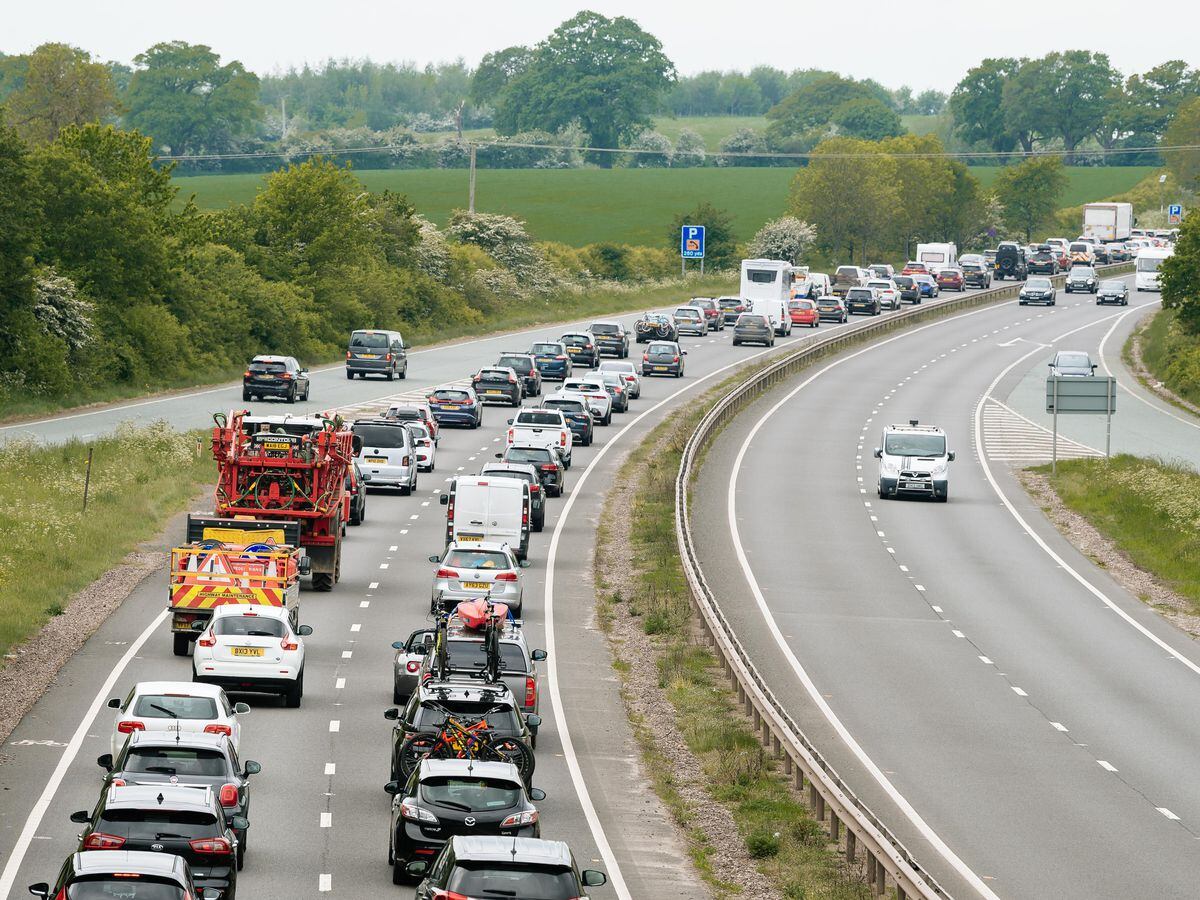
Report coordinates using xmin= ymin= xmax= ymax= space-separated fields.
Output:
xmin=444 ymin=549 xmax=510 ymax=569
xmin=430 ymin=390 xmax=471 ymax=402
xmin=248 ymin=361 xmax=286 ymax=374
xmin=718 ymin=298 xmax=742 ymax=308
xmin=600 ymin=372 xmax=624 ymax=385
xmin=647 ymin=345 xmax=677 ymax=357
xmin=445 ymin=639 xmax=528 ymax=673
xmin=133 ymin=695 xmax=217 ymax=720
xmin=497 ymin=356 xmax=533 ymax=373
xmin=590 ymin=323 xmax=620 ymax=334
xmin=67 ymin=878 xmax=187 ymax=899
xmin=449 ymin=864 xmax=577 ymax=898
xmin=884 ymin=433 xmax=946 ymax=456
xmin=561 ymin=335 xmax=591 ymax=346
xmin=1098 ymin=280 xmax=1124 ymax=292
xmin=674 ymin=309 xmax=701 ymax=318
xmin=407 ymin=424 xmax=431 ymax=440
xmin=349 ymin=332 xmax=389 ymax=349
xmin=835 ymin=267 xmax=859 ymax=277
xmin=386 ymin=407 xmax=420 ymax=421
xmin=543 ymin=400 xmax=587 ymax=413
xmin=1056 ymin=352 xmax=1091 ymax=368
xmin=420 ymin=776 xmax=521 ymax=811
xmin=738 ymin=315 xmax=768 ymax=325
xmin=1026 ymin=279 xmax=1052 ymax=289
xmin=531 ymin=343 xmax=561 ymax=355
xmin=353 ymin=424 xmax=409 ymax=448
xmin=99 ymin=808 xmax=220 ymax=841
xmin=847 ymin=289 xmax=872 ymax=299
xmin=894 ymin=277 xmax=913 ymax=287
xmin=1136 ymin=256 xmax=1163 ymax=272
xmin=124 ymin=747 xmax=229 ymax=778
xmin=478 ymin=369 xmax=511 ymax=382
xmin=789 ymin=301 xmax=813 ymax=309
xmin=416 ymin=702 xmax=521 ymax=731
xmin=516 ymin=412 xmax=562 ymax=426
xmin=505 ymin=447 xmax=551 ymax=465
xmin=961 ymin=264 xmax=982 ymax=272
xmin=213 ymin=616 xmax=286 ymax=638
xmin=1070 ymin=244 xmax=1090 ymax=253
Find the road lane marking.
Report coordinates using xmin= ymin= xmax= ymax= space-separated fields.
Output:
xmin=1051 ymin=722 xmax=1068 ymax=732
xmin=325 ymin=763 xmax=336 ymax=775
xmin=379 ymin=563 xmax=389 ymax=569
xmin=341 ymin=650 xmax=352 ymax=659
xmin=319 ymin=874 xmax=332 ymax=891
xmin=329 ymin=720 xmax=340 ymax=732
xmin=335 ymin=678 xmax=346 ymax=689
xmin=320 ymin=813 xmax=332 ymax=828
xmin=953 ymin=630 xmax=965 ymax=638
xmin=350 ymin=624 xmax=361 ymax=632
xmin=979 ymin=656 xmax=993 ymax=665
xmin=389 ymin=545 xmax=398 ymax=552
xmin=360 ymin=601 xmax=370 ymax=608
xmin=1157 ymin=807 xmax=1179 ymax=820
xmin=1097 ymin=760 xmax=1117 ymax=772
xmin=369 ymin=582 xmax=379 ymax=590
xmin=1011 ymin=687 xmax=1027 ymax=697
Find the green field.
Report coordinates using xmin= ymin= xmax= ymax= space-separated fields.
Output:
xmin=651 ymin=115 xmax=767 ymax=150
xmin=174 ymin=164 xmax=1157 ymax=247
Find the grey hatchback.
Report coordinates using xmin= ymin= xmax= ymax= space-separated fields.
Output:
xmin=732 ymin=313 xmax=775 ymax=347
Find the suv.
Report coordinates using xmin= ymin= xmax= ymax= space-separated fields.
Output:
xmin=717 ymin=296 xmax=747 ymax=325
xmin=501 ymin=444 xmax=566 ymax=496
xmin=687 ymin=297 xmax=724 ymax=331
xmin=242 ymin=355 xmax=310 ymax=404
xmin=892 ymin=275 xmax=920 ymax=304
xmin=541 ymin=395 xmax=594 ymax=446
xmin=496 ymin=352 xmax=543 ymax=397
xmin=473 ymin=366 xmax=523 ymax=406
xmin=589 ymin=321 xmax=630 ymax=358
xmin=993 ymin=242 xmax=1027 ymax=280
xmin=873 ymin=419 xmax=954 ymax=502
xmin=559 ymin=331 xmax=599 ymax=368
xmin=408 ymin=836 xmax=607 ymax=899
xmin=1064 ymin=266 xmax=1098 ymax=294
xmin=346 ymin=328 xmax=408 ymax=380
xmin=1027 ymin=245 xmax=1059 ymax=275
xmin=960 ymin=262 xmax=991 ymax=288
xmin=530 ymin=341 xmax=573 ymax=380
xmin=353 ymin=417 xmax=418 ymax=493
xmin=29 ymin=851 xmax=214 ymax=900
xmin=71 ymin=784 xmax=244 ymax=898
xmin=844 ymin=287 xmax=881 ymax=316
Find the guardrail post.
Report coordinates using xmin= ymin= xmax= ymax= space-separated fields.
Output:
xmin=846 ymin=828 xmax=856 ymax=863
xmin=793 ymin=766 xmax=803 ymax=792
xmin=771 ymin=733 xmax=781 ymax=758
xmin=875 ymin=856 xmax=887 ymax=895
xmin=815 ymin=792 xmax=826 ymax=823
xmin=808 ymin=783 xmax=818 ymax=812
xmin=782 ymin=752 xmax=793 ymax=776
xmin=830 ymin=811 xmax=840 ymax=844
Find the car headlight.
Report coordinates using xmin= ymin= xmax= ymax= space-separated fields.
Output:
xmin=930 ymin=461 xmax=948 ymax=476
xmin=880 ymin=460 xmax=899 ymax=474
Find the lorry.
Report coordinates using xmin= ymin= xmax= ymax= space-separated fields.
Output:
xmin=441 ymin=475 xmax=532 ymax=561
xmin=1082 ymin=202 xmax=1134 ymax=243
xmin=740 ymin=259 xmax=795 ymax=335
xmin=914 ymin=242 xmax=957 ymax=272
xmin=210 ymin=410 xmax=356 ymax=592
xmin=168 ymin=514 xmax=305 ymax=656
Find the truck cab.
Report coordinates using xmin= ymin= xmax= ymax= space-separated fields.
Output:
xmin=874 ymin=420 xmax=955 ymax=502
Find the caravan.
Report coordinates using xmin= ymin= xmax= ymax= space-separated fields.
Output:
xmin=914 ymin=243 xmax=957 ymax=273
xmin=1135 ymin=246 xmax=1173 ymax=292
xmin=740 ymin=259 xmax=794 ymax=336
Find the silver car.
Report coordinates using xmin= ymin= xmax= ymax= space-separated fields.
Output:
xmin=598 ymin=359 xmax=641 ymax=398
xmin=673 ymin=306 xmax=707 ymax=336
xmin=351 ymin=418 xmax=418 ymax=493
xmin=428 ymin=541 xmax=528 ymax=615
xmin=419 ymin=616 xmax=548 ymax=717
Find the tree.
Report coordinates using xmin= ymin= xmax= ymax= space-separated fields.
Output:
xmin=1164 ymin=97 xmax=1200 ymax=192
xmin=767 ymin=74 xmax=890 ymax=141
xmin=949 ymin=58 xmax=1023 ymax=153
xmin=878 ymin=134 xmax=961 ymax=246
xmin=748 ymin=66 xmax=789 ymax=108
xmin=470 ymin=46 xmax=533 ymax=107
xmin=747 ymin=216 xmax=816 ymax=264
xmin=673 ymin=129 xmax=705 ymax=167
xmin=717 ymin=127 xmax=767 ymax=165
xmin=991 ymin=156 xmax=1068 ymax=241
xmin=1001 ymin=51 xmax=1120 ymax=161
xmin=717 ymin=73 xmax=764 ymax=115
xmin=667 ymin=202 xmax=736 ymax=269
xmin=1159 ymin=211 xmax=1200 ymax=333
xmin=1122 ymin=61 xmax=1200 ymax=138
xmin=492 ymin=11 xmax=675 ymax=166
xmin=625 ymin=129 xmax=672 ymax=167
xmin=914 ymin=89 xmax=948 ymax=115
xmin=124 ymin=41 xmax=260 ymax=154
xmin=832 ymin=98 xmax=904 ymax=141
xmin=788 ymin=137 xmax=899 ymax=263
xmin=5 ymin=43 xmax=117 ymax=144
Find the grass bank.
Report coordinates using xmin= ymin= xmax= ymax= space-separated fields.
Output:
xmin=1134 ymin=308 xmax=1200 ymax=409
xmin=0 ymin=424 xmax=214 ymax=660
xmin=1 ymin=275 xmax=736 ymax=423
xmin=1031 ymin=456 xmax=1200 ymax=613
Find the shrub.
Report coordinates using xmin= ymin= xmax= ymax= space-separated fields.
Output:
xmin=746 ymin=829 xmax=782 ymax=859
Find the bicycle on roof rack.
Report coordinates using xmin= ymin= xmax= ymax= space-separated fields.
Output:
xmin=397 ymin=700 xmax=534 ymax=784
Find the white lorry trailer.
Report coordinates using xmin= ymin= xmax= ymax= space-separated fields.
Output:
xmin=1082 ymin=203 xmax=1134 ymax=243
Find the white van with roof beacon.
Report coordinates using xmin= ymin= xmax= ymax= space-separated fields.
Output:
xmin=740 ymin=258 xmax=794 ymax=336
xmin=1135 ymin=246 xmax=1173 ymax=292
xmin=873 ymin=419 xmax=955 ymax=503
xmin=440 ymin=476 xmax=531 ymax=561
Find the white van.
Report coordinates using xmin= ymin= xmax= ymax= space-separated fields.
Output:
xmin=1135 ymin=246 xmax=1173 ymax=292
xmin=440 ymin=476 xmax=531 ymax=561
xmin=741 ymin=259 xmax=794 ymax=336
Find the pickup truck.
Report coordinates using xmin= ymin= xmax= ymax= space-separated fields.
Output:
xmin=832 ymin=266 xmax=868 ymax=297
xmin=506 ymin=408 xmax=574 ymax=468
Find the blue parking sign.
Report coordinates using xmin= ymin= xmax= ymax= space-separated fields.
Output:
xmin=680 ymin=225 xmax=706 ymax=259
xmin=1168 ymin=204 xmax=1183 ymax=225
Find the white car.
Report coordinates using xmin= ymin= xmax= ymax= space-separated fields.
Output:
xmin=506 ymin=408 xmax=573 ymax=467
xmin=598 ymin=360 xmax=641 ymax=398
xmin=866 ymin=279 xmax=901 ymax=311
xmin=561 ymin=378 xmax=613 ymax=425
xmin=107 ymin=681 xmax=249 ymax=759
xmin=405 ymin=421 xmax=437 ymax=472
xmin=193 ymin=604 xmax=312 ymax=708
xmin=429 ymin=540 xmax=527 ymax=615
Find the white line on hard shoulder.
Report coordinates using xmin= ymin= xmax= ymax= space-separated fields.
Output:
xmin=978 ymin=656 xmax=993 ymax=665
xmin=1050 ymin=722 xmax=1069 ymax=732
xmin=319 ymin=874 xmax=332 ymax=892
xmin=1097 ymin=760 xmax=1117 ymax=772
xmin=1157 ymin=807 xmax=1179 ymax=820
xmin=324 ymin=762 xmax=336 ymax=775
xmin=931 ymin=605 xmax=942 ymax=613
xmin=329 ymin=720 xmax=341 ymax=733
xmin=952 ymin=630 xmax=966 ymax=638
xmin=1012 ymin=687 xmax=1028 ymax=697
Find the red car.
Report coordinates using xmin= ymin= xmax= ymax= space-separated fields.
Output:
xmin=901 ymin=261 xmax=930 ymax=276
xmin=935 ymin=268 xmax=965 ymax=292
xmin=787 ymin=298 xmax=820 ymax=328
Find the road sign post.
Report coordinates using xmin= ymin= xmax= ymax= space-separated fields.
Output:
xmin=680 ymin=225 xmax=706 ymax=276
xmin=1045 ymin=375 xmax=1118 ymax=475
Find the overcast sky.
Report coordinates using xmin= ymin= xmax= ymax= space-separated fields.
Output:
xmin=3 ymin=1 xmax=1194 ymax=92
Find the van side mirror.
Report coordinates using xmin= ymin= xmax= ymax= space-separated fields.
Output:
xmin=244 ymin=760 xmax=262 ymax=776
xmin=507 ymin=419 xmax=514 ymax=425
xmin=531 ymin=649 xmax=547 ymax=661
xmin=873 ymin=448 xmax=882 ymax=459
xmin=351 ymin=434 xmax=364 ymax=454
xmin=234 ymin=703 xmax=250 ymax=715
xmin=519 ymin=559 xmax=531 ymax=568
xmin=191 ymin=620 xmax=207 ymax=631
xmin=406 ymin=861 xmax=428 ymax=878
xmin=230 ymin=816 xmax=249 ymax=831
xmin=298 ymin=556 xmax=312 ymax=575
xmin=28 ymin=884 xmax=50 ymax=899
xmin=529 ymin=787 xmax=547 ymax=801
xmin=428 ymin=555 xmax=440 ymax=563
xmin=582 ymin=870 xmax=608 ymax=887
xmin=97 ymin=754 xmax=113 ymax=771
xmin=391 ymin=640 xmax=405 ymax=650
xmin=525 ymin=714 xmax=542 ymax=731
xmin=384 ymin=781 xmax=401 ymax=795
xmin=202 ymin=890 xmax=222 ymax=900
xmin=298 ymin=625 xmax=313 ymax=636
xmin=948 ymin=451 xmax=956 ymax=462
xmin=494 ymin=453 xmax=502 ymax=459
xmin=439 ymin=494 xmax=449 ymax=505
xmin=107 ymin=698 xmax=121 ymax=709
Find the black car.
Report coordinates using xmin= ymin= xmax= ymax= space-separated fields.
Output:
xmin=597 ymin=371 xmax=630 ymax=412
xmin=480 ymin=462 xmax=546 ymax=531
xmin=641 ymin=340 xmax=686 ymax=377
xmin=30 ymin=850 xmax=216 ymax=900
xmin=473 ymin=367 xmax=523 ymax=406
xmin=347 ymin=461 xmax=368 ymax=525
xmin=541 ymin=396 xmax=594 ymax=446
xmin=242 ymin=355 xmax=310 ymax=404
xmin=588 ymin=321 xmax=630 ymax=358
xmin=892 ymin=276 xmax=921 ymax=304
xmin=1027 ymin=246 xmax=1059 ymax=275
xmin=1064 ymin=266 xmax=1098 ymax=294
xmin=500 ymin=444 xmax=566 ymax=497
xmin=717 ymin=296 xmax=747 ymax=325
xmin=1096 ymin=279 xmax=1129 ymax=305
xmin=496 ymin=352 xmax=543 ymax=397
xmin=408 ymin=836 xmax=606 ymax=900
xmin=960 ymin=262 xmax=991 ymax=288
xmin=845 ymin=287 xmax=881 ymax=316
xmin=1018 ymin=277 xmax=1057 ymax=306
xmin=99 ymin=730 xmax=261 ymax=871
xmin=387 ymin=759 xmax=546 ymax=884
xmin=71 ymin=784 xmax=244 ymax=899
xmin=635 ymin=314 xmax=677 ymax=343
xmin=559 ymin=332 xmax=599 ymax=368
xmin=993 ymin=242 xmax=1027 ymax=280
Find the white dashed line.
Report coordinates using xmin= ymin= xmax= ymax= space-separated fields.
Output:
xmin=915 ymin=585 xmax=926 ymax=592
xmin=468 ymin=455 xmax=477 ymax=461
xmin=421 ymin=501 xmax=430 ymax=507
xmin=952 ymin=630 xmax=965 ymax=638
xmin=876 ymin=530 xmax=885 ymax=537
xmin=388 ymin=545 xmax=398 ymax=552
xmin=319 ymin=874 xmax=332 ymax=892
xmin=324 ymin=763 xmax=336 ymax=775
xmin=1157 ymin=808 xmax=1180 ymax=821
xmin=341 ymin=650 xmax=352 ymax=659
xmin=1097 ymin=760 xmax=1117 ymax=772
xmin=328 ymin=721 xmax=340 ymax=733
xmin=409 ymin=514 xmax=419 ymax=520
xmin=978 ymin=656 xmax=993 ymax=665
xmin=335 ymin=678 xmax=346 ymax=690
xmin=360 ymin=601 xmax=370 ymax=608
xmin=886 ymin=547 xmax=895 ymax=554
xmin=400 ymin=528 xmax=409 ymax=535
xmin=379 ymin=563 xmax=389 ymax=569
xmin=350 ymin=624 xmax=361 ymax=632
xmin=368 ymin=582 xmax=379 ymax=590
xmin=1050 ymin=722 xmax=1069 ymax=732
xmin=320 ymin=813 xmax=332 ymax=828
xmin=1011 ymin=686 xmax=1027 ymax=697
xmin=897 ymin=564 xmax=907 ymax=572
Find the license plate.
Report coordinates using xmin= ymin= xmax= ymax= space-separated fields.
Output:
xmin=486 ymin=389 xmax=503 ymax=395
xmin=439 ymin=405 xmax=458 ymax=411
xmin=457 ymin=534 xmax=483 ymax=542
xmin=567 ymin=347 xmax=580 ymax=353
xmin=365 ymin=456 xmax=388 ymax=464
xmin=359 ymin=354 xmax=379 ymax=359
xmin=257 ymin=374 xmax=274 ymax=380
xmin=232 ymin=647 xmax=264 ymax=657
xmin=461 ymin=582 xmax=490 ymax=590
xmin=263 ymin=441 xmax=291 ymax=451
xmin=654 ymin=366 xmax=668 ymax=371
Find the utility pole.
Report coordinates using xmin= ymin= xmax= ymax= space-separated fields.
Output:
xmin=468 ymin=145 xmax=477 ymax=213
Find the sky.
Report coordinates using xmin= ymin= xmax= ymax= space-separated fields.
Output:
xmin=3 ymin=1 xmax=1196 ymax=92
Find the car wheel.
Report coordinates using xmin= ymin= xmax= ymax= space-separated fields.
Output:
xmin=242 ymin=390 xmax=251 ymax=402
xmin=386 ymin=368 xmax=395 ymax=381
xmin=399 ymin=367 xmax=406 ymax=380
xmin=732 ymin=339 xmax=740 ymax=345
xmin=284 ymin=672 xmax=303 ymax=708
xmin=345 ymin=370 xmax=353 ymax=380
xmin=173 ymin=633 xmax=191 ymax=657
xmin=236 ymin=830 xmax=247 ymax=870
xmin=286 ymin=385 xmax=296 ymax=404
xmin=392 ymin=857 xmax=411 ymax=886
xmin=603 ymin=411 xmax=612 ymax=425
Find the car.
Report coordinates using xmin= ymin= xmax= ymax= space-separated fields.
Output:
xmin=1050 ymin=246 xmax=1072 ymax=273
xmin=831 ymin=265 xmax=869 ymax=296
xmin=541 ymin=394 xmax=594 ymax=446
xmin=496 ymin=352 xmax=543 ymax=397
xmin=1027 ymin=245 xmax=1059 ymax=275
xmin=346 ymin=460 xmax=368 ymax=525
xmin=597 ymin=370 xmax=632 ymax=411
xmin=788 ymin=298 xmax=820 ymax=327
xmin=874 ymin=419 xmax=955 ymax=502
xmin=1064 ymin=266 xmax=1098 ymax=294
xmin=407 ymin=836 xmax=607 ymax=900
xmin=387 ymin=760 xmax=547 ymax=884
xmin=815 ymin=295 xmax=848 ymax=322
xmin=501 ymin=444 xmax=566 ymax=497
xmin=428 ymin=541 xmax=527 ymax=615
xmin=588 ymin=321 xmax=630 ymax=357
xmin=192 ymin=603 xmax=312 ymax=707
xmin=1096 ymin=279 xmax=1130 ymax=306
xmin=506 ymin=408 xmax=573 ymax=468
xmin=866 ymin=279 xmax=901 ymax=310
xmin=473 ymin=366 xmax=523 ymax=406
xmin=107 ymin=682 xmax=249 ymax=760
xmin=1018 ymin=277 xmax=1057 ymax=306
xmin=99 ymin=730 xmax=261 ymax=871
xmin=1107 ymin=242 xmax=1130 ymax=263
xmin=687 ymin=297 xmax=724 ymax=331
xmin=1049 ymin=350 xmax=1097 ymax=377
xmin=911 ymin=273 xmax=938 ymax=299
xmin=428 ymin=386 xmax=484 ymax=429
xmin=717 ymin=296 xmax=748 ymax=325
xmin=353 ymin=417 xmax=419 ymax=493
xmin=29 ymin=851 xmax=216 ymax=900
xmin=405 ymin=422 xmax=437 ymax=472
xmin=480 ymin=463 xmax=547 ymax=531
xmin=642 ymin=340 xmax=686 ymax=376
xmin=530 ymin=341 xmax=573 ymax=380
xmin=561 ymin=377 xmax=613 ymax=424
xmin=960 ymin=262 xmax=992 ymax=289
xmin=346 ymin=328 xmax=408 ymax=380
xmin=242 ymin=355 xmax=310 ymax=404
xmin=732 ymin=312 xmax=776 ymax=345
xmin=844 ymin=286 xmax=881 ymax=316
xmin=560 ymin=331 xmax=599 ymax=368
xmin=901 ymin=261 xmax=930 ymax=277
xmin=635 ymin=313 xmax=678 ymax=343
xmin=891 ymin=275 xmax=921 ymax=304
xmin=993 ymin=241 xmax=1027 ymax=280
xmin=672 ymin=306 xmax=707 ymax=336
xmin=868 ymin=263 xmax=896 ymax=279
xmin=393 ymin=627 xmax=436 ymax=704
xmin=1068 ymin=241 xmax=1096 ymax=267
xmin=934 ymin=268 xmax=965 ymax=292
xmin=71 ymin=784 xmax=244 ymax=900
xmin=598 ymin=359 xmax=641 ymax=398
xmin=983 ymin=249 xmax=997 ymax=270
xmin=385 ymin=403 xmax=440 ymax=446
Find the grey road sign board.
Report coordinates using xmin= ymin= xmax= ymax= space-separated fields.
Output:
xmin=1046 ymin=376 xmax=1117 ymax=414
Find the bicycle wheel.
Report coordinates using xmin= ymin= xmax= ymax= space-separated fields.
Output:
xmin=489 ymin=737 xmax=534 ymax=782
xmin=399 ymin=732 xmax=442 ymax=781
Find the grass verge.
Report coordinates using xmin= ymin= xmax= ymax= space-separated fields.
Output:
xmin=1030 ymin=455 xmax=1200 ymax=613
xmin=0 ymin=424 xmax=214 ymax=659
xmin=1131 ymin=307 xmax=1200 ymax=410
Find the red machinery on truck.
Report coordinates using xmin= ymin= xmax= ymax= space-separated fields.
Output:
xmin=209 ymin=410 xmax=357 ymax=592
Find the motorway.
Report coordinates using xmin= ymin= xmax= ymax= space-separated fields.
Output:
xmin=0 ymin=294 xmax=990 ymax=899
xmin=690 ymin=274 xmax=1200 ymax=899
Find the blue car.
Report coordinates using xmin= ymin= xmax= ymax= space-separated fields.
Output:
xmin=912 ymin=274 xmax=938 ymax=299
xmin=530 ymin=341 xmax=574 ymax=381
xmin=427 ymin=387 xmax=483 ymax=429
xmin=542 ymin=395 xmax=594 ymax=446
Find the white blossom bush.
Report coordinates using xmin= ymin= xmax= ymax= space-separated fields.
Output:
xmin=32 ymin=267 xmax=95 ymax=352
xmin=446 ymin=211 xmax=559 ymax=293
xmin=746 ymin=217 xmax=817 ymax=264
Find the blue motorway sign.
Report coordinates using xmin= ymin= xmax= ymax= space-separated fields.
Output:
xmin=680 ymin=225 xmax=706 ymax=259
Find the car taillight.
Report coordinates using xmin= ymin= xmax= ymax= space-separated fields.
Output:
xmin=385 ymin=352 xmax=392 ymax=361
xmin=529 ymin=482 xmax=540 ymax=493
xmin=502 ymin=808 xmax=539 ymax=828
xmin=613 ymin=386 xmax=623 ymax=394
xmin=281 ymin=637 xmax=299 ymax=651
xmin=496 ymin=572 xmax=518 ymax=582
xmin=83 ymin=833 xmax=126 ymax=850
xmin=431 ymin=890 xmax=469 ymax=900
xmin=508 ymin=428 xmax=514 ymax=443
xmin=556 ymin=354 xmax=568 ymax=361
xmin=345 ymin=351 xmax=351 ymax=359
xmin=204 ymin=724 xmax=232 ymax=737
xmin=540 ymin=464 xmax=557 ymax=472
xmin=406 ymin=660 xmax=421 ymax=673
xmin=198 ymin=631 xmax=216 ymax=648
xmin=189 ymin=837 xmax=232 ymax=855
xmin=243 ymin=370 xmax=251 ymax=378
xmin=673 ymin=356 xmax=680 ymax=363
xmin=280 ymin=372 xmax=293 ymax=380
xmin=117 ymin=721 xmax=144 ymax=734
xmin=110 ymin=778 xmax=126 ymax=787
xmin=585 ymin=343 xmax=593 ymax=349
xmin=436 ymin=568 xmax=459 ymax=579
xmin=509 ymin=374 xmax=517 ymax=383
xmin=524 ymin=676 xmax=537 ymax=709
xmin=219 ymin=784 xmax=239 ymax=807
xmin=642 ymin=354 xmax=649 ymax=362
xmin=559 ymin=432 xmax=567 ymax=446
xmin=623 ymin=374 xmax=635 ymax=382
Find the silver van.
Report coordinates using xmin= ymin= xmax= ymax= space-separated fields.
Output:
xmin=346 ymin=329 xmax=408 ymax=380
